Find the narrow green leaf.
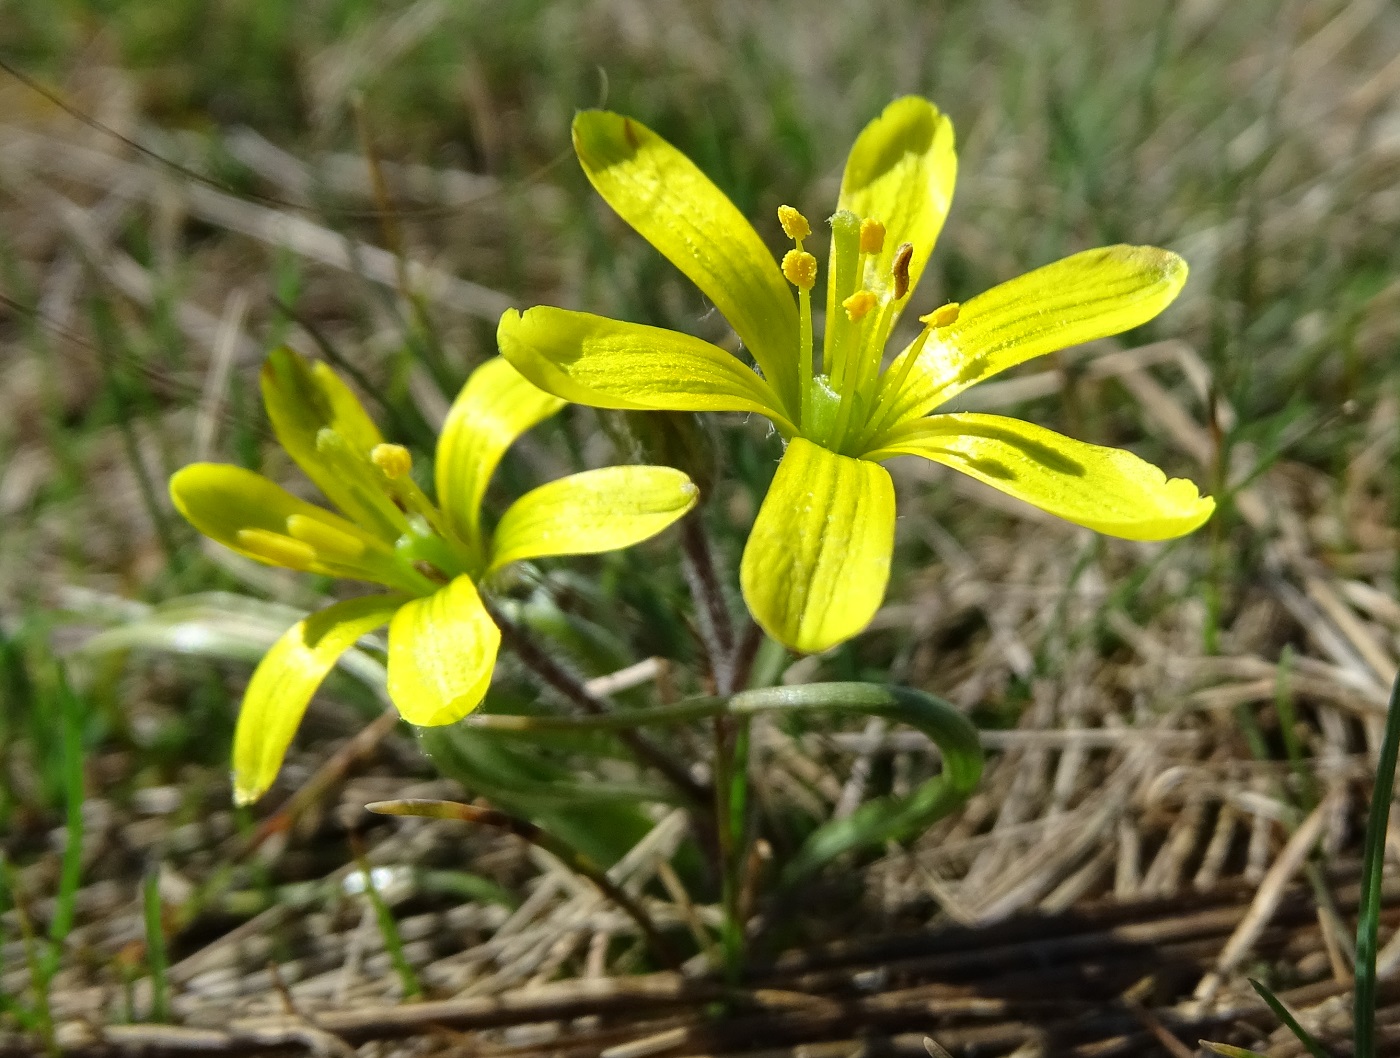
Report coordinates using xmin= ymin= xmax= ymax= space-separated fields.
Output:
xmin=1356 ymin=665 xmax=1400 ymax=1058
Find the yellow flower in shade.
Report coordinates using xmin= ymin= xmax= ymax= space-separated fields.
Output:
xmin=498 ymin=97 xmax=1214 ymax=655
xmin=170 ymin=350 xmax=697 ymax=804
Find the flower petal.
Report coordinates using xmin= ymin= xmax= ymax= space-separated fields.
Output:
xmin=436 ymin=357 xmax=565 ymax=558
xmin=838 ymin=96 xmax=956 ymax=310
xmin=739 ymin=438 xmax=896 ymax=654
xmin=868 ymin=413 xmax=1214 ymax=540
xmin=387 ymin=576 xmax=500 ymax=726
xmin=488 ymin=466 xmax=698 ymax=573
xmin=170 ymin=463 xmax=384 ymax=578
xmin=572 ymin=110 xmax=800 ymax=414
xmin=498 ymin=307 xmax=795 ymax=434
xmin=232 ymin=595 xmax=401 ymax=805
xmin=260 ymin=348 xmax=395 ymax=534
xmin=880 ymin=246 xmax=1188 ymax=429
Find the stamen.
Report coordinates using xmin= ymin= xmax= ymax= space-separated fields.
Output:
xmin=285 ymin=514 xmax=368 ymax=562
xmin=371 ymin=443 xmax=412 ymax=479
xmin=842 ymin=290 xmax=878 ymax=322
xmin=859 ymin=219 xmax=886 ymax=255
xmin=892 ymin=242 xmax=913 ymax=301
xmin=778 ymin=205 xmax=811 ymax=242
xmin=781 ymin=249 xmax=818 ymax=290
xmin=235 ymin=528 xmax=318 ymax=570
xmin=920 ymin=302 xmax=961 ymax=329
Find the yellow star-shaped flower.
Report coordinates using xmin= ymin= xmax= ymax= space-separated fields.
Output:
xmin=170 ymin=350 xmax=696 ymax=803
xmin=498 ymin=97 xmax=1213 ymax=654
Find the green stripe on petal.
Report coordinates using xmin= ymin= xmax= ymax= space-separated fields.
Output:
xmin=868 ymin=413 xmax=1214 ymax=540
xmin=838 ymin=96 xmax=956 ymax=312
xmin=879 ymin=246 xmax=1188 ymax=429
xmin=260 ymin=348 xmax=396 ymax=534
xmin=572 ymin=110 xmax=800 ymax=414
xmin=487 ymin=466 xmax=697 ymax=573
xmin=498 ymin=307 xmax=795 ymax=435
xmin=232 ymin=595 xmax=402 ymax=805
xmin=436 ymin=357 xmax=565 ymax=560
xmin=170 ymin=463 xmax=388 ymax=580
xmin=387 ymin=576 xmax=501 ymax=727
xmin=739 ymin=438 xmax=896 ymax=654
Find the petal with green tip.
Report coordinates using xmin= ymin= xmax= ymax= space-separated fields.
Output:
xmin=232 ymin=595 xmax=402 ymax=805
xmin=572 ymin=110 xmax=800 ymax=414
xmin=387 ymin=576 xmax=500 ymax=726
xmin=878 ymin=246 xmax=1188 ymax=429
xmin=867 ymin=413 xmax=1214 ymax=540
xmin=488 ymin=465 xmax=697 ymax=573
xmin=838 ymin=96 xmax=957 ymax=312
xmin=436 ymin=357 xmax=565 ymax=559
xmin=498 ymin=307 xmax=794 ymax=434
xmin=739 ymin=438 xmax=896 ymax=654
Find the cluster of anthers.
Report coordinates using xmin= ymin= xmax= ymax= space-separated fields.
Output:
xmin=776 ymin=204 xmax=956 ymax=456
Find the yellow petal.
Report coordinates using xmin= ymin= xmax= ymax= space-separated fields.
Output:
xmin=572 ymin=110 xmax=800 ymax=415
xmin=232 ymin=595 xmax=401 ymax=805
xmin=868 ymin=413 xmax=1214 ymax=540
xmin=487 ymin=466 xmax=698 ymax=573
xmin=838 ymin=96 xmax=956 ymax=311
xmin=260 ymin=348 xmax=400 ymax=536
xmin=387 ymin=576 xmax=500 ymax=726
xmin=497 ymin=307 xmax=794 ymax=434
xmin=436 ymin=357 xmax=565 ymax=558
xmin=739 ymin=438 xmax=896 ymax=654
xmin=170 ymin=463 xmax=382 ymax=578
xmin=880 ymin=246 xmax=1188 ymax=428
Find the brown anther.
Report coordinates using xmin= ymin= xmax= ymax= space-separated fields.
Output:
xmin=892 ymin=242 xmax=913 ymax=300
xmin=413 ymin=560 xmax=450 ymax=585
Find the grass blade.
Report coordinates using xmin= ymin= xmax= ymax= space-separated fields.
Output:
xmin=1355 ymin=664 xmax=1400 ymax=1058
xmin=1248 ymin=979 xmax=1331 ymax=1058
xmin=141 ymin=865 xmax=170 ymax=1022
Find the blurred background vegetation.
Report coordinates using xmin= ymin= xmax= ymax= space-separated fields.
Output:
xmin=2 ymin=0 xmax=1400 ymax=1043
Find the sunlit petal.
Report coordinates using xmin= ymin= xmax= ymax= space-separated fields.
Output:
xmin=387 ymin=576 xmax=500 ymax=726
xmin=436 ymin=357 xmax=565 ymax=559
xmin=838 ymin=95 xmax=957 ymax=313
xmin=170 ymin=463 xmax=383 ymax=578
xmin=498 ymin=307 xmax=794 ymax=434
xmin=488 ymin=466 xmax=697 ymax=573
xmin=879 ymin=246 xmax=1188 ymax=429
xmin=739 ymin=438 xmax=896 ymax=654
xmin=868 ymin=413 xmax=1214 ymax=540
xmin=572 ymin=110 xmax=800 ymax=414
xmin=260 ymin=348 xmax=394 ymax=533
xmin=232 ymin=596 xmax=402 ymax=805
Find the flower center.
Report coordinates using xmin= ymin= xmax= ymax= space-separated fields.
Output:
xmin=776 ymin=205 xmax=919 ymax=455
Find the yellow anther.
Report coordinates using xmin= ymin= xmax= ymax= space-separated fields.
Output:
xmin=920 ymin=302 xmax=961 ymax=329
xmin=285 ymin=514 xmax=367 ymax=561
xmin=371 ymin=443 xmax=413 ymax=480
xmin=858 ymin=218 xmax=886 ymax=255
xmin=842 ymin=290 xmax=878 ymax=322
xmin=892 ymin=242 xmax=914 ymax=300
xmin=235 ymin=528 xmax=318 ymax=570
xmin=778 ymin=205 xmax=810 ymax=241
xmin=781 ymin=249 xmax=818 ymax=291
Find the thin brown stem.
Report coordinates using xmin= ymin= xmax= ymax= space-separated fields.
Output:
xmin=679 ymin=514 xmax=735 ymax=686
xmin=487 ymin=602 xmax=711 ymax=811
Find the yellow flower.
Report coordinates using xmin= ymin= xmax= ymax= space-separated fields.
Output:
xmin=498 ymin=97 xmax=1214 ymax=655
xmin=170 ymin=350 xmax=697 ymax=804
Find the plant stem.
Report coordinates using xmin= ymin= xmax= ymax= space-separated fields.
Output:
xmin=678 ymin=514 xmax=735 ymax=687
xmin=487 ymin=602 xmax=711 ymax=811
